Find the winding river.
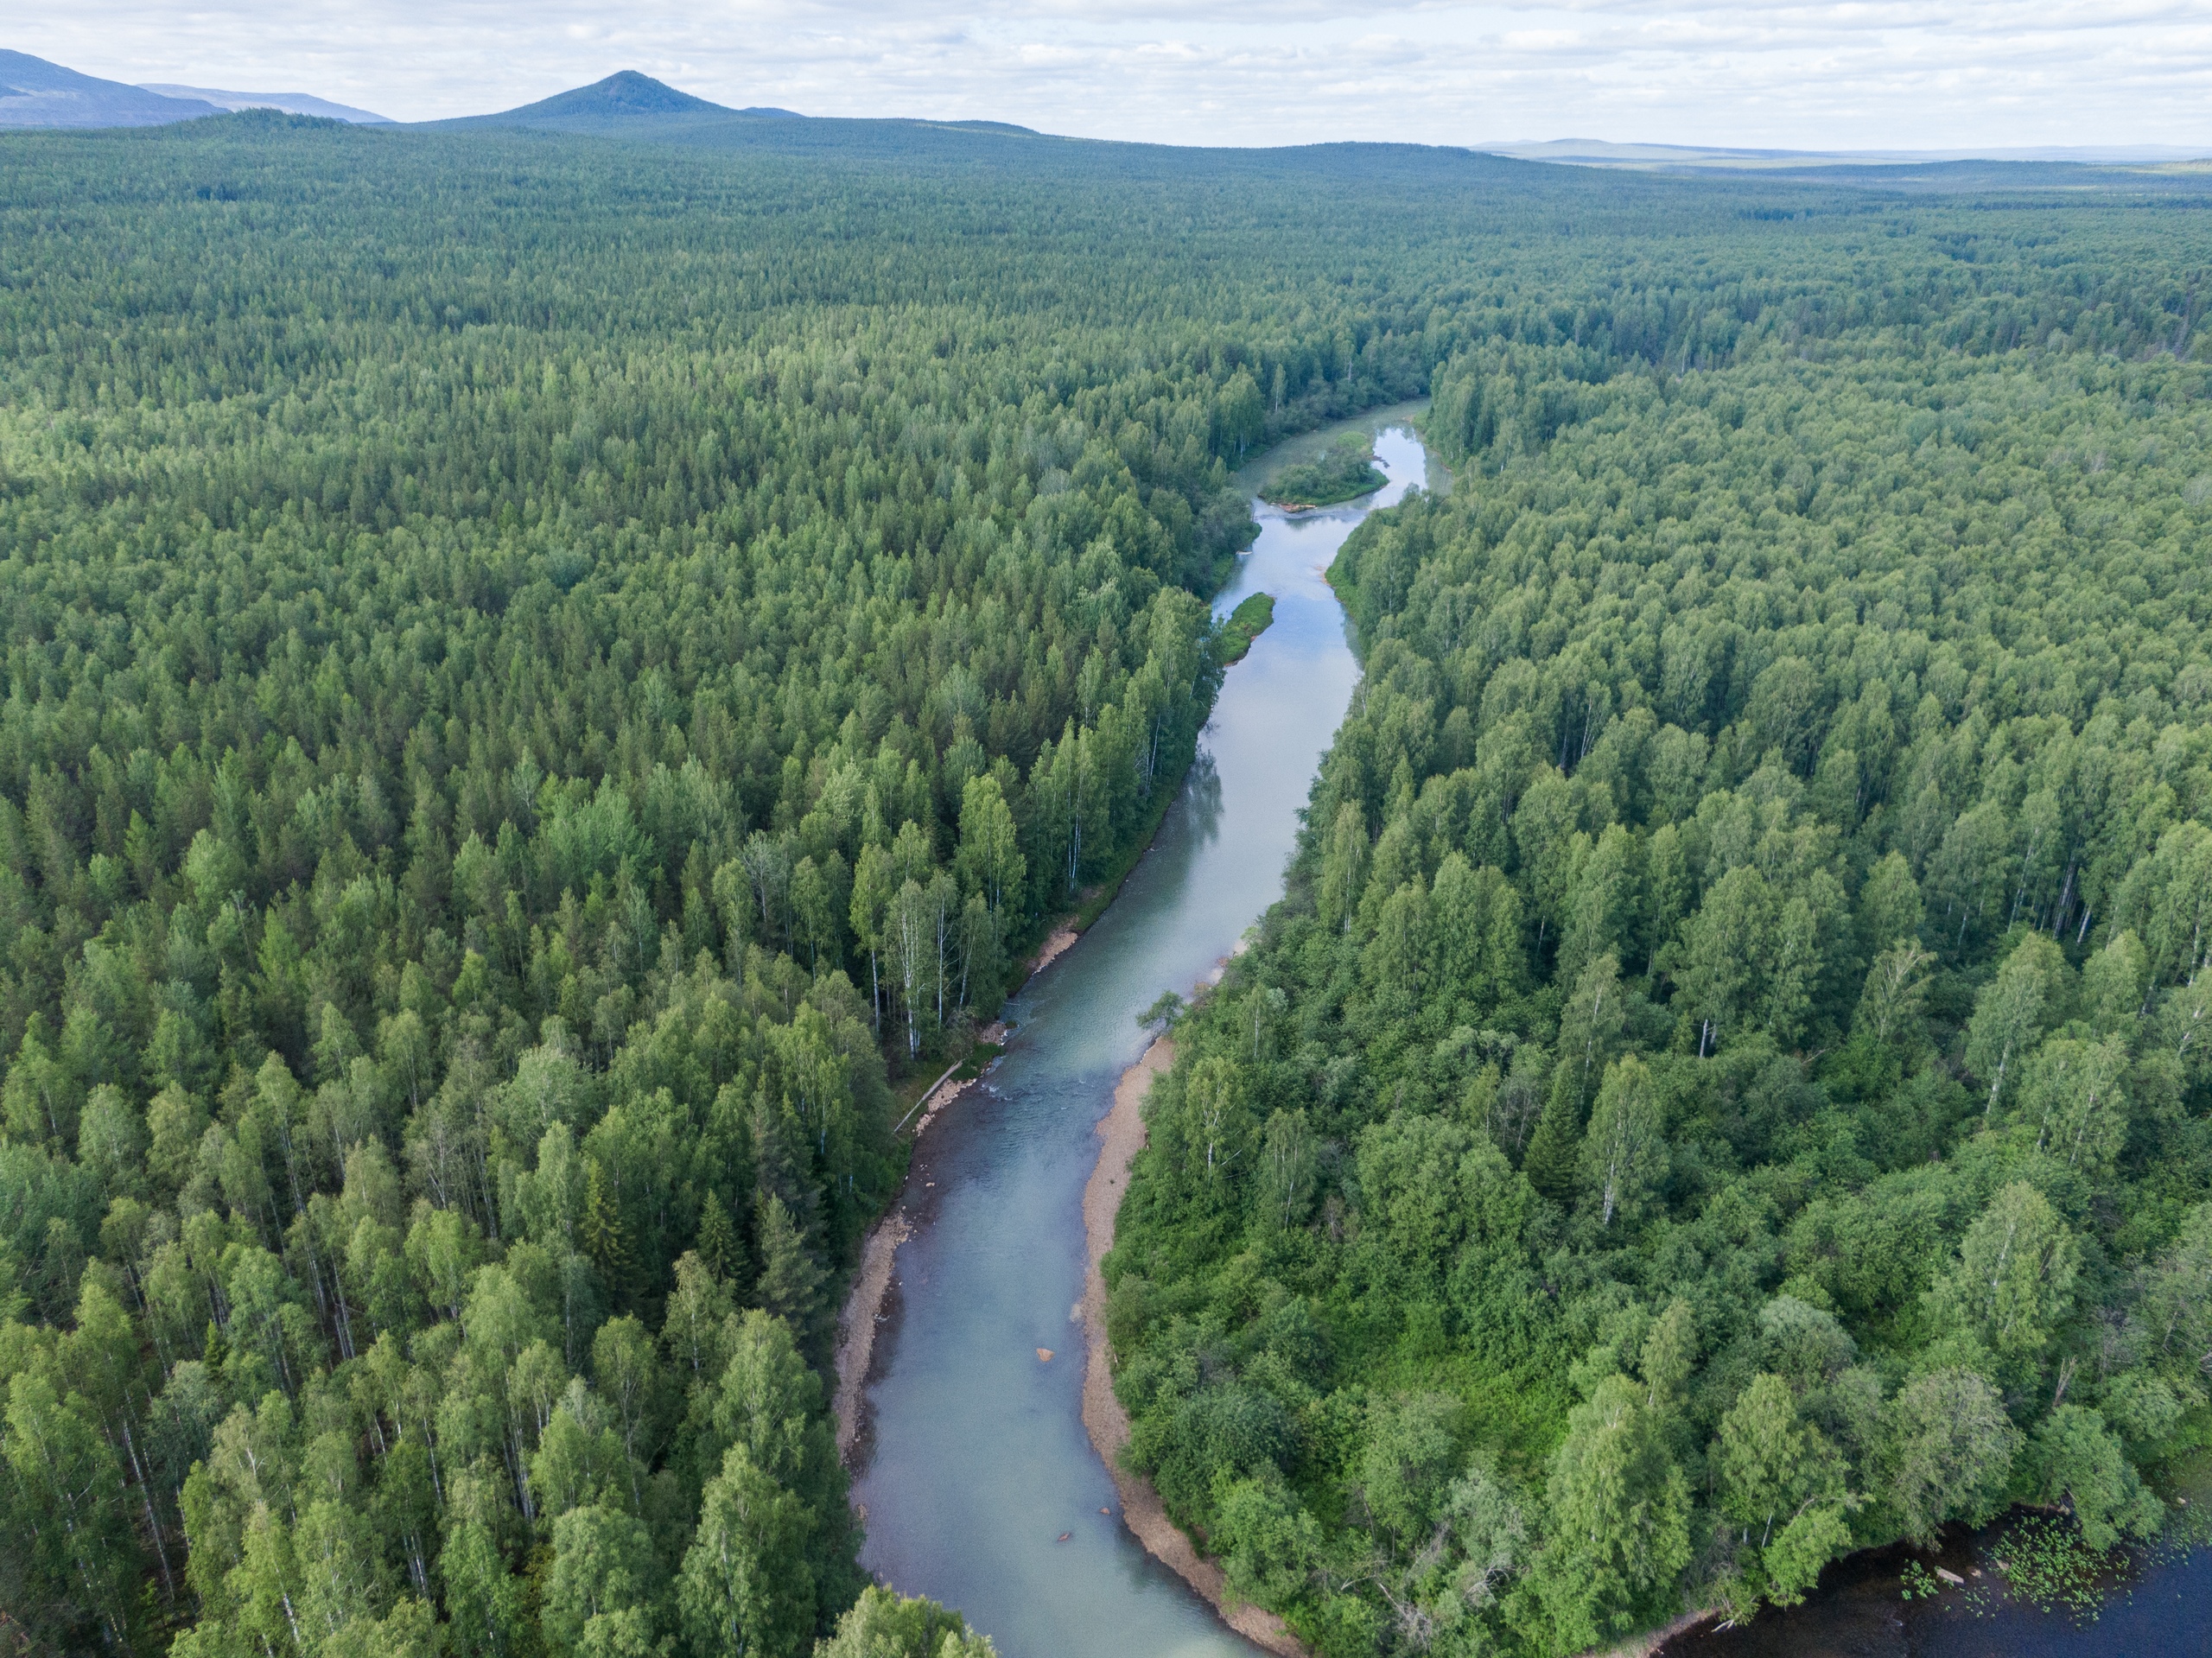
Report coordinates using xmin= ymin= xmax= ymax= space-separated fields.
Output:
xmin=848 ymin=410 xmax=1437 ymax=1655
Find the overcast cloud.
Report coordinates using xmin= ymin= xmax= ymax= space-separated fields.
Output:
xmin=15 ymin=0 xmax=2212 ymax=149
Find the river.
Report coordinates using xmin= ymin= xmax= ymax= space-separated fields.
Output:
xmin=847 ymin=408 xmax=1438 ymax=1655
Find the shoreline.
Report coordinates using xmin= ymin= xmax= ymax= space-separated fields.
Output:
xmin=833 ymin=1052 xmax=992 ymax=1467
xmin=832 ymin=1205 xmax=911 ymax=1467
xmin=1079 ymin=1032 xmax=1306 ymax=1658
xmin=1259 ymin=483 xmax=1384 ymax=514
xmin=830 ymin=636 xmax=1217 ymax=1467
xmin=1026 ymin=924 xmax=1080 ymax=977
xmin=839 ymin=1019 xmax=1008 ymax=1465
xmin=828 ymin=794 xmax=1169 ymax=1474
xmin=1605 ymin=1610 xmax=1716 ymax=1658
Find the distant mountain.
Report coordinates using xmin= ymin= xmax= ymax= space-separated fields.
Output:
xmin=0 ymin=49 xmax=219 ymax=127
xmin=141 ymin=84 xmax=391 ymax=124
xmin=438 ymin=71 xmax=798 ymax=131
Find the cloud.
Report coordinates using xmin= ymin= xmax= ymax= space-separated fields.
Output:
xmin=15 ymin=0 xmax=2212 ymax=147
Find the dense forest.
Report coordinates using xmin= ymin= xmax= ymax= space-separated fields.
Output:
xmin=1111 ymin=306 xmax=2212 ymax=1649
xmin=0 ymin=105 xmax=2208 ymax=1658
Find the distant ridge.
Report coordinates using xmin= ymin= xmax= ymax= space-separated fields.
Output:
xmin=926 ymin=119 xmax=1036 ymax=136
xmin=441 ymin=71 xmax=798 ymax=130
xmin=0 ymin=49 xmax=219 ymax=127
xmin=141 ymin=84 xmax=391 ymax=124
xmin=1479 ymin=136 xmax=2212 ymax=170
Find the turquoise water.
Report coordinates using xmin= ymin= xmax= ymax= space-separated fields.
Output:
xmin=849 ymin=414 xmax=1437 ymax=1655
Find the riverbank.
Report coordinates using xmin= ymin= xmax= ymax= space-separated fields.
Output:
xmin=835 ymin=590 xmax=1263 ymax=1483
xmin=1010 ymin=708 xmax=1215 ymax=985
xmin=833 ymin=1206 xmax=911 ymax=1466
xmin=830 ymin=696 xmax=1205 ymax=1471
xmin=1080 ymin=1031 xmax=1306 ymax=1658
xmin=836 ymin=1025 xmax=1007 ymax=1466
xmin=1262 ymin=480 xmax=1383 ymax=513
xmin=831 ymin=767 xmax=1202 ymax=1469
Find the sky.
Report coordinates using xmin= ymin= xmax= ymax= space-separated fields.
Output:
xmin=15 ymin=0 xmax=2212 ymax=149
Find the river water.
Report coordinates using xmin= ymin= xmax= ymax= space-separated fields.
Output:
xmin=849 ymin=409 xmax=1438 ymax=1655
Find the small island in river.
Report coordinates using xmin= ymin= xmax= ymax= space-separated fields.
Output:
xmin=1258 ymin=432 xmax=1387 ymax=510
xmin=1215 ymin=591 xmax=1274 ymax=664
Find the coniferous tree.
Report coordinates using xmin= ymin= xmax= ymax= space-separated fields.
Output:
xmin=581 ymin=1160 xmax=638 ymax=1310
xmin=695 ymin=1190 xmax=746 ymax=1292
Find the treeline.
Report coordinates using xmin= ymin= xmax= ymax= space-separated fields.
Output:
xmin=1 ymin=107 xmax=2209 ymax=1657
xmin=1109 ymin=330 xmax=2212 ymax=1654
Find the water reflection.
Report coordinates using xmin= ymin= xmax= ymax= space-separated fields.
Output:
xmin=1179 ymin=750 xmax=1224 ymax=853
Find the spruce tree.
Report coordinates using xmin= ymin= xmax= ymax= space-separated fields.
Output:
xmin=753 ymin=1193 xmax=825 ymax=1335
xmin=1520 ymin=1086 xmax=1584 ymax=1209
xmin=582 ymin=1159 xmax=638 ymax=1306
xmin=750 ymin=1091 xmax=818 ymax=1236
xmin=696 ymin=1189 xmax=750 ymax=1295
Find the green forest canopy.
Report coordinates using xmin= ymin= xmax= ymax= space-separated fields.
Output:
xmin=0 ymin=106 xmax=2206 ymax=1658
